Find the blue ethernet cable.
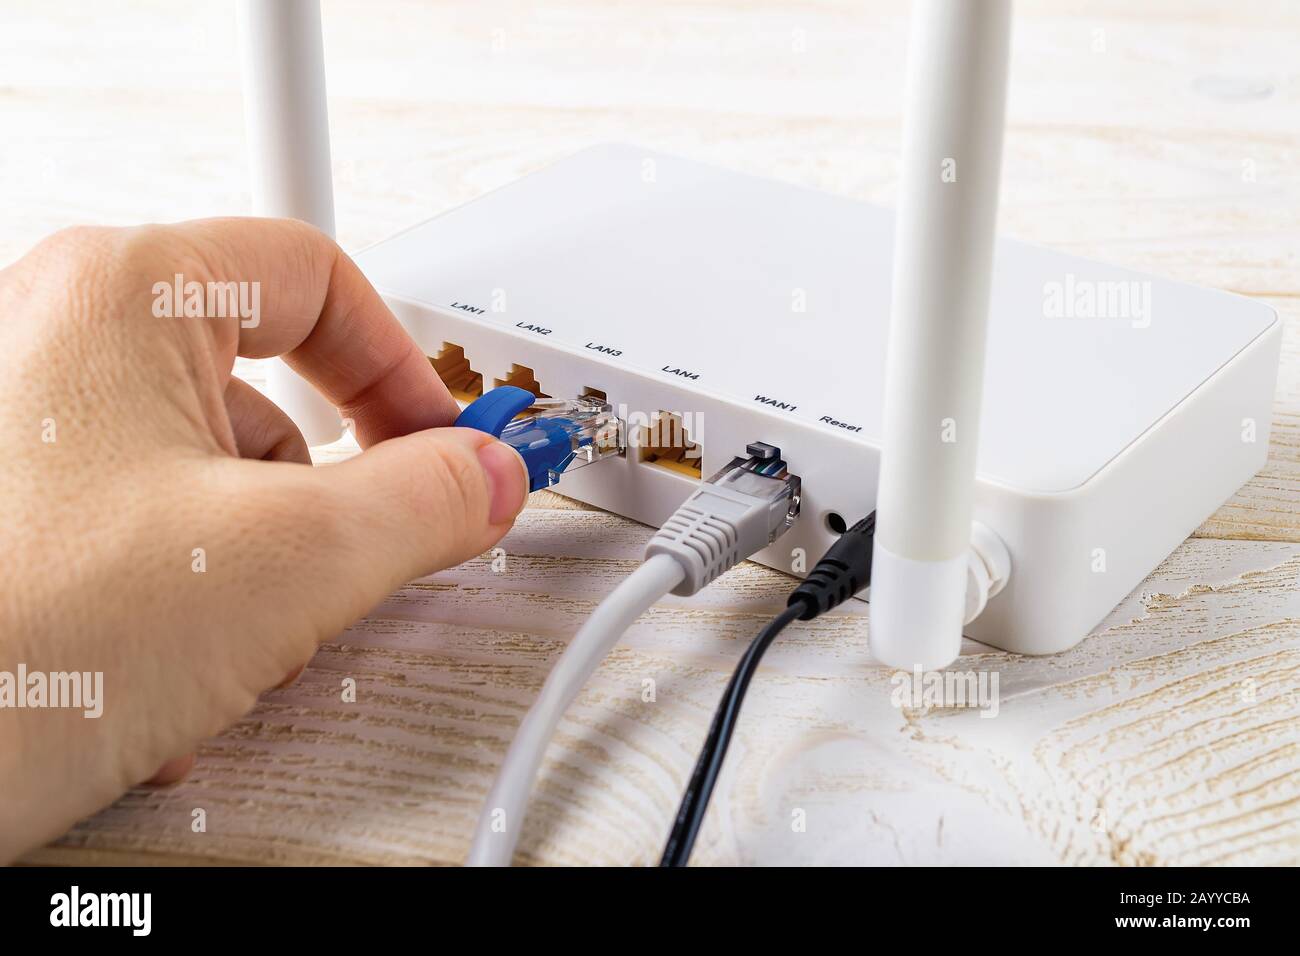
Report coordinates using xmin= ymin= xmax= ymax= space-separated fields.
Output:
xmin=454 ymin=385 xmax=621 ymax=493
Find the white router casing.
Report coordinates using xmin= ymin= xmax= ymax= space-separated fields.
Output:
xmin=354 ymin=144 xmax=1280 ymax=657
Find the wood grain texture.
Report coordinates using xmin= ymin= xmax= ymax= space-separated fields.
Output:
xmin=4 ymin=0 xmax=1298 ymax=866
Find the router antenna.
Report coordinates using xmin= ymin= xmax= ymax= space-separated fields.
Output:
xmin=237 ymin=0 xmax=344 ymax=445
xmin=870 ymin=0 xmax=1013 ymax=671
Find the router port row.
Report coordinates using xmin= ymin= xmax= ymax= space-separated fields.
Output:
xmin=423 ymin=356 xmax=703 ymax=482
xmin=637 ymin=411 xmax=703 ymax=479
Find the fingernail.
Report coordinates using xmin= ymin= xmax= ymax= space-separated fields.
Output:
xmin=478 ymin=440 xmax=529 ymax=524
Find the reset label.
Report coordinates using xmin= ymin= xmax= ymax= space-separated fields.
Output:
xmin=819 ymin=415 xmax=863 ymax=433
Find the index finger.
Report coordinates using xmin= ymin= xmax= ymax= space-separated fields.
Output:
xmin=152 ymin=216 xmax=459 ymax=445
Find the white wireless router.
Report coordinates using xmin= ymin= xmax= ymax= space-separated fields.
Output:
xmin=238 ymin=0 xmax=1280 ymax=663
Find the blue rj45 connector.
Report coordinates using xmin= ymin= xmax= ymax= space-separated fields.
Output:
xmin=454 ymin=386 xmax=622 ymax=493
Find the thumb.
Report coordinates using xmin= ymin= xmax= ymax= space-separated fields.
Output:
xmin=313 ymin=427 xmax=530 ymax=589
xmin=205 ymin=425 xmax=529 ymax=687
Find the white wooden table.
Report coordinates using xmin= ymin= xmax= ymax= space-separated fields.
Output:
xmin=4 ymin=0 xmax=1297 ymax=865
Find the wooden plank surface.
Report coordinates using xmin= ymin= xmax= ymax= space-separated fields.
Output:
xmin=3 ymin=0 xmax=1298 ymax=865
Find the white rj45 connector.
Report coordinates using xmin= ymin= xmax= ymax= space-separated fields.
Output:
xmin=645 ymin=442 xmax=800 ymax=596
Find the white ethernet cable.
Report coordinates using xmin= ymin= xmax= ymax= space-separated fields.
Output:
xmin=464 ymin=553 xmax=681 ymax=867
xmin=466 ymin=442 xmax=801 ymax=866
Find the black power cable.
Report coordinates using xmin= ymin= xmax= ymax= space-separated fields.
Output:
xmin=659 ymin=512 xmax=876 ymax=866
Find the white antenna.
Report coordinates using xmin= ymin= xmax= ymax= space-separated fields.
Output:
xmin=870 ymin=0 xmax=1013 ymax=671
xmin=237 ymin=0 xmax=343 ymax=445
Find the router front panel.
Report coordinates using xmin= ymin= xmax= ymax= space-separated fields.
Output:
xmin=356 ymin=145 xmax=1281 ymax=656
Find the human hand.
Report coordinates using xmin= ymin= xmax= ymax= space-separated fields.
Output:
xmin=0 ymin=218 xmax=529 ymax=862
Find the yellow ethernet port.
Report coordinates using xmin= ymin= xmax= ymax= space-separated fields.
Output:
xmin=429 ymin=343 xmax=483 ymax=403
xmin=494 ymin=363 xmax=549 ymax=398
xmin=637 ymin=411 xmax=703 ymax=479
